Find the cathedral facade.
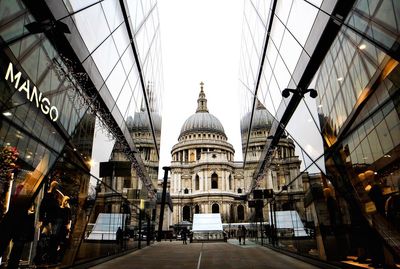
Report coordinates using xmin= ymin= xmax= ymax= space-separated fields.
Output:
xmin=169 ymin=83 xmax=307 ymax=226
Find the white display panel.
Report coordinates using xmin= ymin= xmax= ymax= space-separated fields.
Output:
xmin=192 ymin=213 xmax=223 ymax=232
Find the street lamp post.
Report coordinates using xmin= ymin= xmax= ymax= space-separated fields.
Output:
xmin=157 ymin=167 xmax=170 ymax=241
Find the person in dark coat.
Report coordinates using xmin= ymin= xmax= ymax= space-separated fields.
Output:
xmin=116 ymin=227 xmax=123 ymax=249
xmin=241 ymin=225 xmax=247 ymax=245
xmin=181 ymin=228 xmax=187 ymax=245
xmin=237 ymin=225 xmax=243 ymax=245
xmin=6 ymin=205 xmax=35 ymax=269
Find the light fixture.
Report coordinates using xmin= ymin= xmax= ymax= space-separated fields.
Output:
xmin=318 ymin=104 xmax=323 ymax=108
xmin=3 ymin=112 xmax=12 ymax=117
xmin=282 ymin=88 xmax=318 ymax=99
xmin=282 ymin=89 xmax=291 ymax=98
xmin=365 ymin=184 xmax=372 ymax=192
xmin=337 ymin=77 xmax=343 ymax=82
xmin=384 ymin=154 xmax=391 ymax=158
xmin=359 ymin=44 xmax=366 ymax=50
xmin=88 ymin=159 xmax=95 ymax=168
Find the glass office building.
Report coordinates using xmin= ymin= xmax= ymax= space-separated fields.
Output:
xmin=0 ymin=0 xmax=163 ymax=267
xmin=239 ymin=0 xmax=400 ymax=267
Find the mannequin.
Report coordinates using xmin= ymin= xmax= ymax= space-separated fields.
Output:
xmin=35 ymin=180 xmax=62 ymax=265
xmin=38 ymin=181 xmax=60 ymax=229
xmin=57 ymin=196 xmax=71 ymax=261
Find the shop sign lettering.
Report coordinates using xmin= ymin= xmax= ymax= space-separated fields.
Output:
xmin=4 ymin=62 xmax=59 ymax=122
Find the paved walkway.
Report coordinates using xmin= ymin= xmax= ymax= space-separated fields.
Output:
xmin=89 ymin=239 xmax=321 ymax=269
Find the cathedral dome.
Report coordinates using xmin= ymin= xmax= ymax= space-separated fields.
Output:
xmin=180 ymin=112 xmax=225 ymax=136
xmin=178 ymin=83 xmax=226 ymax=139
xmin=127 ymin=111 xmax=162 ymax=133
xmin=240 ymin=100 xmax=273 ymax=134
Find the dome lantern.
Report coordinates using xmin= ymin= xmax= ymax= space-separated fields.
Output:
xmin=178 ymin=83 xmax=226 ymax=139
xmin=196 ymin=82 xmax=208 ymax=113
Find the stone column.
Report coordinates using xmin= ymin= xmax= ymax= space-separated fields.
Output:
xmin=266 ymin=169 xmax=273 ymax=190
xmin=200 ymin=174 xmax=204 ymax=191
xmin=204 ymin=172 xmax=208 ymax=191
xmin=222 ymin=170 xmax=225 ymax=191
xmin=272 ymin=170 xmax=277 ymax=191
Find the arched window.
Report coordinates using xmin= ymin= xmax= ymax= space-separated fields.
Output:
xmin=211 ymin=172 xmax=218 ymax=189
xmin=237 ymin=205 xmax=244 ymax=221
xmin=195 ymin=175 xmax=199 ymax=190
xmin=184 ymin=188 xmax=189 ymax=194
xmin=183 ymin=206 xmax=191 ymax=221
xmin=228 ymin=175 xmax=232 ymax=190
xmin=229 ymin=204 xmax=235 ymax=222
xmin=238 ymin=188 xmax=242 ymax=193
xmin=212 ymin=203 xmax=219 ymax=213
xmin=195 ymin=205 xmax=200 ymax=214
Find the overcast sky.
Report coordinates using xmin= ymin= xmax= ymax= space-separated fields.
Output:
xmin=157 ymin=0 xmax=244 ymax=177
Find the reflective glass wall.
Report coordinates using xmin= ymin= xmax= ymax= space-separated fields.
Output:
xmin=0 ymin=0 xmax=163 ymax=267
xmin=239 ymin=0 xmax=400 ymax=267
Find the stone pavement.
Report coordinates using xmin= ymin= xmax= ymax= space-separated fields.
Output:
xmin=89 ymin=239 xmax=321 ymax=269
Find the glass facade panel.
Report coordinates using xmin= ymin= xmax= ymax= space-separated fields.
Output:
xmin=0 ymin=0 xmax=163 ymax=267
xmin=69 ymin=2 xmax=111 ymax=53
xmin=286 ymin=0 xmax=317 ymax=46
xmin=279 ymin=30 xmax=302 ymax=74
xmin=105 ymin=61 xmax=125 ymax=101
xmin=275 ymin=0 xmax=293 ymax=24
xmin=239 ymin=0 xmax=400 ymax=267
xmin=90 ymin=35 xmax=119 ymax=81
xmin=112 ymin=23 xmax=131 ymax=56
xmin=102 ymin=0 xmax=124 ymax=32
xmin=115 ymin=80 xmax=133 ymax=118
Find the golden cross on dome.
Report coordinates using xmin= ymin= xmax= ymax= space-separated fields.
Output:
xmin=200 ymin=81 xmax=204 ymax=89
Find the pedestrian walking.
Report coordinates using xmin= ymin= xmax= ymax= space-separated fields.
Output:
xmin=116 ymin=227 xmax=123 ymax=249
xmin=182 ymin=228 xmax=187 ymax=245
xmin=237 ymin=225 xmax=243 ymax=245
xmin=241 ymin=225 xmax=247 ymax=245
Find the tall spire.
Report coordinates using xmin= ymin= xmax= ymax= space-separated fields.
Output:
xmin=196 ymin=81 xmax=209 ymax=113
